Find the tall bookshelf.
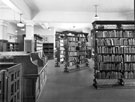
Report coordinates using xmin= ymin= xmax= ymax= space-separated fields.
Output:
xmin=92 ymin=20 xmax=135 ymax=89
xmin=43 ymin=43 xmax=54 ymax=60
xmin=34 ymin=34 xmax=43 ymax=57
xmin=55 ymin=33 xmax=60 ymax=67
xmin=58 ymin=31 xmax=88 ymax=72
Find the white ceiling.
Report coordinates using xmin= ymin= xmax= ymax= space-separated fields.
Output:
xmin=0 ymin=0 xmax=134 ymax=31
xmin=31 ymin=0 xmax=134 ymax=31
xmin=0 ymin=0 xmax=9 ymax=9
xmin=33 ymin=0 xmax=134 ymax=12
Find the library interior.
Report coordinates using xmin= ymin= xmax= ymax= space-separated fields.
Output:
xmin=0 ymin=0 xmax=135 ymax=102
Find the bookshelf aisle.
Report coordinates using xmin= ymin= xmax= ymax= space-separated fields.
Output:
xmin=34 ymin=34 xmax=43 ymax=56
xmin=57 ymin=31 xmax=89 ymax=72
xmin=55 ymin=33 xmax=60 ymax=67
xmin=43 ymin=43 xmax=54 ymax=60
xmin=92 ymin=20 xmax=135 ymax=89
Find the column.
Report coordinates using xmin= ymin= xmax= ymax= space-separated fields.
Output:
xmin=0 ymin=20 xmax=8 ymax=51
xmin=24 ymin=20 xmax=34 ymax=53
xmin=0 ymin=20 xmax=8 ymax=40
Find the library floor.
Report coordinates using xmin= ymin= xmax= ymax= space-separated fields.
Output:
xmin=38 ymin=60 xmax=135 ymax=102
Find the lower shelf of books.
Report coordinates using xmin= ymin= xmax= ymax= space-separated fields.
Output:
xmin=93 ymin=78 xmax=135 ymax=89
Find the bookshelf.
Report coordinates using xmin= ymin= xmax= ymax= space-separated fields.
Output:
xmin=34 ymin=34 xmax=43 ymax=54
xmin=57 ymin=31 xmax=88 ymax=72
xmin=0 ymin=40 xmax=8 ymax=51
xmin=92 ymin=20 xmax=135 ymax=89
xmin=55 ymin=33 xmax=60 ymax=67
xmin=0 ymin=52 xmax=48 ymax=102
xmin=7 ymin=42 xmax=19 ymax=51
xmin=43 ymin=43 xmax=54 ymax=60
xmin=0 ymin=62 xmax=22 ymax=102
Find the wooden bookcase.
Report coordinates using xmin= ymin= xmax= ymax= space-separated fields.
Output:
xmin=43 ymin=43 xmax=54 ymax=60
xmin=92 ymin=20 xmax=135 ymax=89
xmin=34 ymin=34 xmax=43 ymax=57
xmin=0 ymin=62 xmax=22 ymax=102
xmin=0 ymin=52 xmax=48 ymax=102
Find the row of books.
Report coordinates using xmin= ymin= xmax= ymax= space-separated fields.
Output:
xmin=68 ymin=42 xmax=78 ymax=46
xmin=77 ymin=34 xmax=85 ymax=37
xmin=68 ymin=57 xmax=78 ymax=62
xmin=97 ymin=55 xmax=123 ymax=62
xmin=68 ymin=47 xmax=76 ymax=51
xmin=78 ymin=38 xmax=86 ymax=42
xmin=97 ymin=46 xmax=135 ymax=54
xmin=97 ymin=63 xmax=135 ymax=71
xmin=96 ymin=25 xmax=117 ymax=29
xmin=124 ymin=63 xmax=135 ymax=71
xmin=68 ymin=52 xmax=78 ymax=56
xmin=96 ymin=63 xmax=123 ymax=71
xmin=124 ymin=72 xmax=135 ymax=79
xmin=96 ymin=31 xmax=135 ymax=38
xmin=124 ymin=55 xmax=135 ymax=62
xmin=68 ymin=52 xmax=86 ymax=57
xmin=67 ymin=37 xmax=86 ymax=42
xmin=97 ymin=38 xmax=135 ymax=46
xmin=68 ymin=37 xmax=78 ymax=42
xmin=96 ymin=71 xmax=135 ymax=79
xmin=96 ymin=72 xmax=122 ymax=79
xmin=97 ymin=46 xmax=123 ymax=54
xmin=79 ymin=52 xmax=86 ymax=56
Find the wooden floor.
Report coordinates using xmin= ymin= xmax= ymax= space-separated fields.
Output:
xmin=38 ymin=60 xmax=135 ymax=102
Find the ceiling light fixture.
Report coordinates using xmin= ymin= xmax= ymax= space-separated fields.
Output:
xmin=17 ymin=14 xmax=25 ymax=27
xmin=94 ymin=5 xmax=99 ymax=20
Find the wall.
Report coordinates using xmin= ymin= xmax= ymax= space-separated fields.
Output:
xmin=34 ymin=25 xmax=55 ymax=43
xmin=33 ymin=11 xmax=130 ymax=23
xmin=6 ymin=22 xmax=18 ymax=42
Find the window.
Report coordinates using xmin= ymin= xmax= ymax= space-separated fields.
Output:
xmin=17 ymin=80 xmax=19 ymax=90
xmin=11 ymin=84 xmax=14 ymax=95
xmin=17 ymin=92 xmax=19 ymax=100
xmin=15 ymin=72 xmax=17 ymax=79
xmin=10 ymin=98 xmax=13 ymax=102
xmin=15 ymin=82 xmax=16 ymax=92
xmin=17 ymin=71 xmax=20 ymax=77
xmin=11 ymin=74 xmax=14 ymax=81
xmin=14 ymin=95 xmax=16 ymax=102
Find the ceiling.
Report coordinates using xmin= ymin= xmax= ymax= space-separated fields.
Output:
xmin=0 ymin=0 xmax=9 ymax=9
xmin=30 ymin=0 xmax=134 ymax=31
xmin=33 ymin=0 xmax=134 ymax=12
xmin=0 ymin=0 xmax=134 ymax=32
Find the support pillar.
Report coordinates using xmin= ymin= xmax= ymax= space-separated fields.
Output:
xmin=24 ymin=21 xmax=34 ymax=53
xmin=0 ymin=20 xmax=8 ymax=51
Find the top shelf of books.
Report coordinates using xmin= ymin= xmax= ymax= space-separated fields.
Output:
xmin=92 ymin=20 xmax=135 ymax=25
xmin=92 ymin=20 xmax=135 ymax=30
